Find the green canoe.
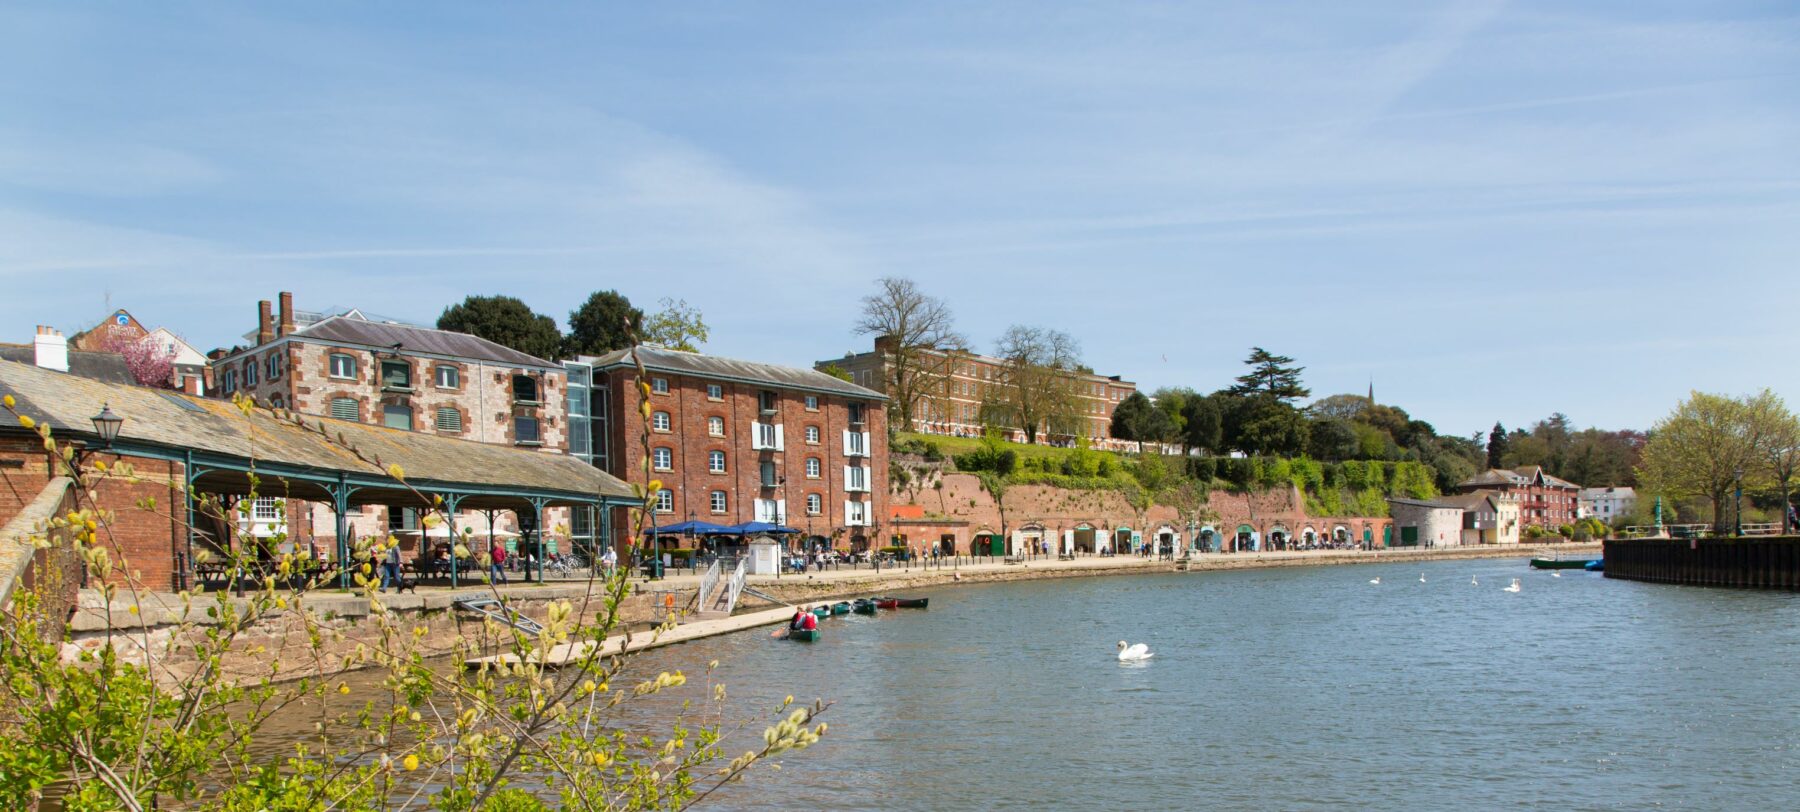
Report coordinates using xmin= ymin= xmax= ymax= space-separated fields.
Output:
xmin=830 ymin=602 xmax=852 ymax=615
xmin=786 ymin=628 xmax=820 ymax=642
xmin=852 ymin=599 xmax=877 ymax=615
xmin=810 ymin=606 xmax=831 ymax=618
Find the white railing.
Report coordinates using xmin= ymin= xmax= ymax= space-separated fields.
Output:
xmin=697 ymin=558 xmax=721 ymax=612
xmin=725 ymin=556 xmax=748 ymax=614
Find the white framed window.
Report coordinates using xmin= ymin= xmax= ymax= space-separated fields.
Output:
xmin=435 ymin=406 xmax=462 ymax=432
xmin=330 ymin=397 xmax=358 ymax=421
xmin=244 ymin=362 xmax=257 ymax=386
xmin=222 ymin=369 xmax=238 ymax=392
xmin=653 ymin=447 xmax=674 ymax=471
xmin=706 ymin=384 xmax=723 ymax=400
xmin=435 ymin=365 xmax=460 ymax=389
xmin=252 ymin=497 xmax=281 ymax=521
xmin=656 ymin=489 xmax=674 ymax=513
xmin=652 ymin=411 xmax=671 ymax=432
xmin=708 ymin=416 xmax=725 ymax=436
xmin=806 ymin=494 xmax=822 ymax=515
xmin=709 ymin=450 xmax=727 ymax=474
xmin=845 ymin=500 xmax=869 ymax=526
xmin=752 ymin=422 xmax=783 ymax=450
xmin=710 ymin=490 xmax=727 ymax=513
xmin=329 ymin=353 xmax=357 ymax=380
xmin=266 ymin=354 xmax=281 ymax=381
xmin=804 ymin=395 xmax=819 ymax=410
xmin=845 ymin=430 xmax=869 ymax=457
xmin=805 ymin=426 xmax=820 ymax=444
xmin=651 ymin=377 xmax=669 ymax=394
xmin=846 ymin=465 xmax=869 ymax=492
xmin=754 ymin=498 xmax=783 ymax=523
xmin=806 ymin=457 xmax=821 ymax=478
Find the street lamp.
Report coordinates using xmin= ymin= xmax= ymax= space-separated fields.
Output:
xmin=1734 ymin=466 xmax=1745 ymax=537
xmin=91 ymin=403 xmax=124 ymax=447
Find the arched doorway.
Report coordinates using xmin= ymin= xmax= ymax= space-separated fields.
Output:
xmin=1019 ymin=523 xmax=1046 ymax=557
xmin=1154 ymin=525 xmax=1178 ymax=557
xmin=1073 ymin=524 xmax=1097 ymax=554
xmin=1234 ymin=524 xmax=1255 ymax=552
xmin=1267 ymin=524 xmax=1290 ymax=550
xmin=1332 ymin=525 xmax=1350 ymax=547
xmin=1301 ymin=526 xmax=1317 ymax=549
xmin=1199 ymin=526 xmax=1218 ymax=552
xmin=971 ymin=530 xmax=1003 ymax=557
xmin=1113 ymin=527 xmax=1134 ymax=555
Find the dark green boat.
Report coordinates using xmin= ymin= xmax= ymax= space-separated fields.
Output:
xmin=830 ymin=601 xmax=852 ymax=615
xmin=786 ymin=628 xmax=820 ymax=642
xmin=852 ymin=599 xmax=877 ymax=615
xmin=1530 ymin=558 xmax=1597 ymax=570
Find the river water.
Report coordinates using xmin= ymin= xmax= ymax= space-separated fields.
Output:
xmin=622 ymin=558 xmax=1800 ymax=810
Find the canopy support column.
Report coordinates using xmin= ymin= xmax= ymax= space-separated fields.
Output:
xmin=442 ymin=494 xmax=463 ymax=589
xmin=327 ymin=475 xmax=361 ymax=591
xmin=528 ymin=497 xmax=550 ymax=583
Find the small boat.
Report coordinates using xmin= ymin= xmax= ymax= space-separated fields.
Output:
xmin=830 ymin=601 xmax=852 ymax=615
xmin=810 ymin=606 xmax=831 ymax=618
xmin=1585 ymin=559 xmax=1605 ymax=572
xmin=873 ymin=596 xmax=930 ymax=609
xmin=852 ymin=599 xmax=877 ymax=615
xmin=785 ymin=628 xmax=820 ymax=642
xmin=1529 ymin=558 xmax=1596 ymax=570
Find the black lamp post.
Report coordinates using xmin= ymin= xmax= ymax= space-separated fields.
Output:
xmin=1734 ymin=467 xmax=1745 ymax=537
xmin=91 ymin=403 xmax=123 ymax=448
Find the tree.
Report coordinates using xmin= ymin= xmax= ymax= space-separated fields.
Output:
xmin=818 ymin=362 xmax=853 ymax=383
xmin=1150 ymin=388 xmax=1192 ymax=443
xmin=1746 ymin=389 xmax=1800 ymax=534
xmin=975 ymin=472 xmax=1011 ymax=552
xmin=437 ymin=295 xmax=564 ymax=361
xmin=1307 ymin=417 xmax=1359 ymax=462
xmin=98 ymin=325 xmax=177 ymax=390
xmin=855 ymin=277 xmax=964 ymax=432
xmin=1237 ymin=399 xmax=1311 ymax=457
xmin=563 ymin=290 xmax=643 ymax=357
xmin=1487 ymin=422 xmax=1508 ymax=469
xmin=989 ymin=325 xmax=1082 ymax=445
xmin=1181 ymin=395 xmax=1223 ymax=454
xmin=641 ymin=297 xmax=709 ymax=352
xmin=1309 ymin=393 xmax=1372 ymax=422
xmin=1637 ymin=392 xmax=1765 ymax=532
xmin=1229 ymin=347 xmax=1310 ymax=403
xmin=1110 ymin=392 xmax=1174 ymax=448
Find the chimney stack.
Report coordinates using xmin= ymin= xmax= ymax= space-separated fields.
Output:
xmin=33 ymin=326 xmax=68 ymax=372
xmin=278 ymin=291 xmax=295 ymax=337
xmin=257 ymin=300 xmax=274 ymax=345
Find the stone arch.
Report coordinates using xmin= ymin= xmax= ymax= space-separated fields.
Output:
xmin=1072 ymin=523 xmax=1097 ymax=554
xmin=1301 ymin=525 xmax=1318 ymax=547
xmin=1234 ymin=524 xmax=1256 ymax=553
xmin=1267 ymin=523 xmax=1291 ymax=551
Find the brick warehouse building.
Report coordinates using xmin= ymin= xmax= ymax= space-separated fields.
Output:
xmin=817 ymin=335 xmax=1139 ymax=450
xmin=566 ymin=346 xmax=889 ymax=554
xmin=207 ymin=292 xmax=569 ymax=550
xmin=1454 ymin=466 xmax=1582 ymax=530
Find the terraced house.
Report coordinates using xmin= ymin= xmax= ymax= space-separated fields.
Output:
xmin=207 ymin=292 xmax=567 ymax=551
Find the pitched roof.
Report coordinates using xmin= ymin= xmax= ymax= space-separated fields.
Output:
xmin=0 ymin=360 xmax=632 ymax=505
xmin=287 ymin=314 xmax=559 ymax=369
xmin=579 ymin=345 xmax=886 ymax=400
xmin=1457 ymin=466 xmax=1581 ymax=490
xmin=0 ymin=345 xmax=137 ymax=386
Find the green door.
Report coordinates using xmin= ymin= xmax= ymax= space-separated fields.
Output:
xmin=989 ymin=535 xmax=1006 ymax=557
xmin=1400 ymin=526 xmax=1418 ymax=546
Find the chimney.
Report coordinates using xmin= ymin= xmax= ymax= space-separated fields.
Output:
xmin=33 ymin=326 xmax=68 ymax=372
xmin=278 ymin=291 xmax=295 ymax=337
xmin=257 ymin=300 xmax=274 ymax=345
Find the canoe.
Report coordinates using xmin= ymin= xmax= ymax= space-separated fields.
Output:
xmin=852 ymin=599 xmax=877 ymax=615
xmin=830 ymin=602 xmax=852 ymax=615
xmin=874 ymin=596 xmax=929 ymax=609
xmin=785 ymin=628 xmax=820 ymax=642
xmin=1585 ymin=559 xmax=1605 ymax=572
xmin=810 ymin=606 xmax=831 ymax=618
xmin=1530 ymin=558 xmax=1596 ymax=570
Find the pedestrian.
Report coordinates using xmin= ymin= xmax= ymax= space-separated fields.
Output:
xmin=601 ymin=544 xmax=617 ymax=577
xmin=380 ymin=541 xmax=401 ymax=592
xmin=490 ymin=539 xmax=509 ymax=584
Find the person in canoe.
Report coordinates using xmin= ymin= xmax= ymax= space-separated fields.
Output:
xmin=790 ymin=605 xmax=818 ymax=634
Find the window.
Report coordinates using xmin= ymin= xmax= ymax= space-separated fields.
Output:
xmin=221 ymin=369 xmax=238 ymax=392
xmin=760 ymin=460 xmax=778 ymax=488
xmin=758 ymin=390 xmax=778 ymax=413
xmin=435 ymin=365 xmax=460 ymax=389
xmin=846 ymin=431 xmax=867 ymax=457
xmin=846 ymin=500 xmax=868 ymax=525
xmin=387 ymin=507 xmax=418 ymax=532
xmin=652 ymin=411 xmax=671 ymax=432
xmin=252 ymin=497 xmax=281 ymax=521
xmin=381 ymin=360 xmax=412 ymax=390
xmin=653 ymin=447 xmax=673 ymax=471
xmin=709 ymin=450 xmax=727 ymax=474
xmin=848 ymin=402 xmax=866 ymax=424
xmin=806 ymin=494 xmax=822 ymax=515
xmin=754 ymin=498 xmax=781 ymax=523
xmin=512 ymin=375 xmax=539 ymax=403
xmin=651 ymin=377 xmax=669 ymax=394
xmin=710 ymin=490 xmax=727 ymax=513
xmin=383 ymin=404 xmax=413 ymax=431
xmin=805 ymin=426 xmax=820 ymax=444
xmin=655 ymin=489 xmax=674 ymax=513
xmin=846 ymin=466 xmax=869 ymax=492
xmin=806 ymin=457 xmax=821 ymax=478
xmin=330 ymin=397 xmax=358 ymax=421
xmin=244 ymin=361 xmax=257 ymax=386
xmin=435 ymin=406 xmax=462 ymax=432
xmin=266 ymin=354 xmax=282 ymax=380
xmin=753 ymin=422 xmax=781 ymax=450
xmin=329 ymin=353 xmax=357 ymax=380
xmin=804 ymin=395 xmax=819 ymax=410
xmin=707 ymin=416 xmax=725 ymax=436
xmin=269 ymin=395 xmax=285 ymax=409
xmin=706 ymin=384 xmax=723 ymax=400
xmin=515 ymin=416 xmax=542 ymax=444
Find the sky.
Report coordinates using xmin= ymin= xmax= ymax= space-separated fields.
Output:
xmin=3 ymin=1 xmax=1798 ymax=438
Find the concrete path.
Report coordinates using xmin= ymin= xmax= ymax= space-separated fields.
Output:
xmin=466 ymin=605 xmax=804 ymax=669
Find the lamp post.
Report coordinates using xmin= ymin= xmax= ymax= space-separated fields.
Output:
xmin=1734 ymin=466 xmax=1745 ymax=537
xmin=91 ymin=403 xmax=124 ymax=448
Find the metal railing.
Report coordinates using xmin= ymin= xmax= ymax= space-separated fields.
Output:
xmin=724 ymin=556 xmax=748 ymax=614
xmin=697 ymin=558 xmax=721 ymax=611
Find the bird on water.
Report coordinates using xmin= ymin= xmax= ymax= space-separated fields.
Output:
xmin=1369 ymin=576 xmax=1381 ymax=585
xmin=1117 ymin=641 xmax=1153 ymax=662
xmin=1504 ymin=578 xmax=1522 ymax=593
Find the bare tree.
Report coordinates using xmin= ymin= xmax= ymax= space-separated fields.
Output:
xmin=855 ymin=277 xmax=964 ymax=431
xmin=990 ymin=325 xmax=1083 ymax=444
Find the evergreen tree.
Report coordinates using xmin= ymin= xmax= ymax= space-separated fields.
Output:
xmin=436 ymin=295 xmax=564 ymax=361
xmin=1487 ymin=422 xmax=1509 ymax=469
xmin=1229 ymin=347 xmax=1310 ymax=403
xmin=1181 ymin=395 xmax=1223 ymax=454
xmin=565 ymin=290 xmax=644 ymax=356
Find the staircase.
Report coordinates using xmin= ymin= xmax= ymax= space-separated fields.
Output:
xmin=690 ymin=556 xmax=746 ymax=621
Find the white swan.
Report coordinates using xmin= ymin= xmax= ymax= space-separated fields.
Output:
xmin=1470 ymin=575 xmax=1479 ymax=586
xmin=1116 ymin=641 xmax=1153 ymax=661
xmin=1551 ymin=571 xmax=1562 ymax=578
xmin=1504 ymin=578 xmax=1521 ymax=593
xmin=1369 ymin=576 xmax=1381 ymax=585
xmin=1419 ymin=573 xmax=1427 ymax=583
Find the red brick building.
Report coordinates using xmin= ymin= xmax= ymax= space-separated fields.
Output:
xmin=566 ymin=346 xmax=889 ymax=553
xmin=1454 ymin=466 xmax=1581 ymax=529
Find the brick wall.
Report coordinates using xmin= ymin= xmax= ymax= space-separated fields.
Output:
xmin=0 ymin=443 xmax=192 ymax=592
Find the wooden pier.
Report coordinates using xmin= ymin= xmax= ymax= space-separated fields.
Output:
xmin=1602 ymin=536 xmax=1800 ymax=591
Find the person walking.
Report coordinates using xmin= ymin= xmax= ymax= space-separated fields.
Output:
xmin=489 ymin=539 xmax=509 ymax=584
xmin=380 ymin=542 xmax=401 ymax=593
xmin=601 ymin=544 xmax=617 ymax=577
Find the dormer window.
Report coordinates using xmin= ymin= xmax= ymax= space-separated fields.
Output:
xmin=512 ymin=374 xmax=539 ymax=404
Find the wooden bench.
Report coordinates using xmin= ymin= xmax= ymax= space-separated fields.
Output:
xmin=1003 ymin=555 xmax=1026 ymax=564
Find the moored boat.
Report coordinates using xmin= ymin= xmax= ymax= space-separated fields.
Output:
xmin=810 ymin=606 xmax=831 ymax=618
xmin=873 ymin=596 xmax=929 ymax=609
xmin=830 ymin=601 xmax=852 ymax=615
xmin=786 ymin=628 xmax=820 ymax=642
xmin=852 ymin=599 xmax=877 ymax=614
xmin=1584 ymin=559 xmax=1604 ymax=572
xmin=1530 ymin=558 xmax=1596 ymax=570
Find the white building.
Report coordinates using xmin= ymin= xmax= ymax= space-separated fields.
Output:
xmin=1579 ymin=486 xmax=1637 ymax=524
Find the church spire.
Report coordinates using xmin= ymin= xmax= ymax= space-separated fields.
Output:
xmin=1367 ymin=377 xmax=1374 ymax=404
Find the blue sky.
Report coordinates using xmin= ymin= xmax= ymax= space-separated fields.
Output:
xmin=3 ymin=1 xmax=1797 ymax=437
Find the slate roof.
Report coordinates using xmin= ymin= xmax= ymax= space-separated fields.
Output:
xmin=295 ymin=315 xmax=559 ymax=369
xmin=1457 ymin=466 xmax=1581 ymax=491
xmin=579 ymin=345 xmax=886 ymax=400
xmin=0 ymin=360 xmax=632 ymax=505
xmin=0 ymin=345 xmax=137 ymax=386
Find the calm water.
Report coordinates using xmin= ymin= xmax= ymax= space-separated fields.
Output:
xmin=622 ymin=558 xmax=1800 ymax=811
